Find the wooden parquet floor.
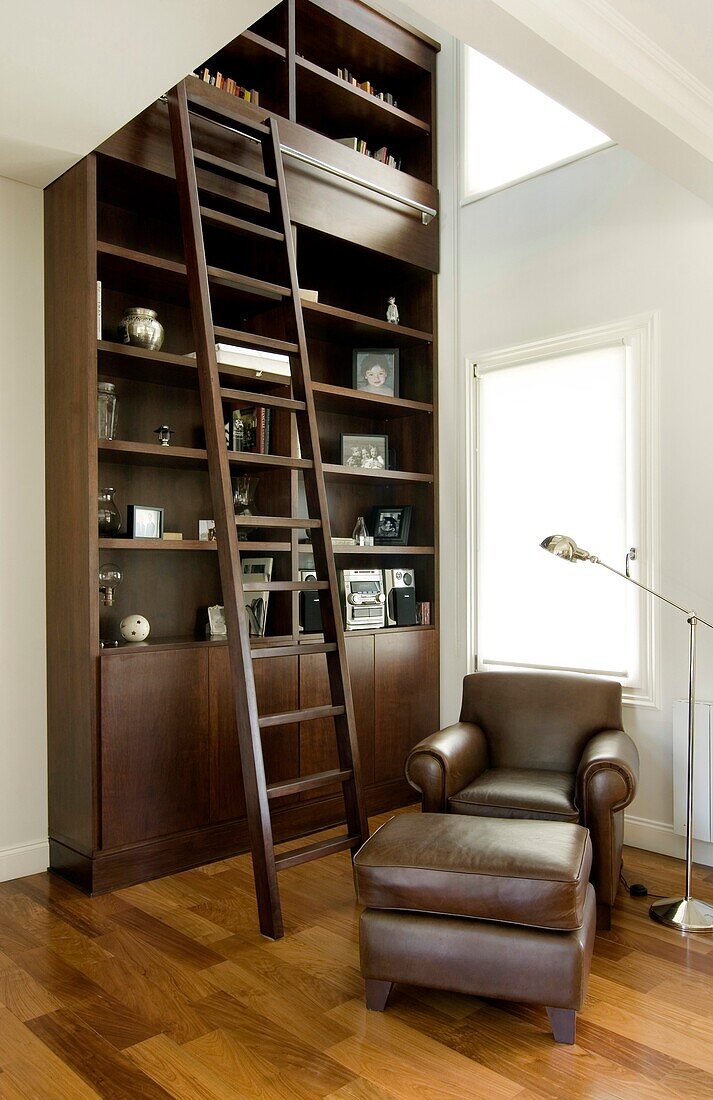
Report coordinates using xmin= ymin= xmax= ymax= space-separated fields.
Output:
xmin=2 ymin=810 xmax=713 ymax=1099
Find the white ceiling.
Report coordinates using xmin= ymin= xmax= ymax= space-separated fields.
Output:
xmin=0 ymin=0 xmax=272 ymax=188
xmin=4 ymin=0 xmax=713 ymax=206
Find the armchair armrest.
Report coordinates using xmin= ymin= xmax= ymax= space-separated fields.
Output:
xmin=406 ymin=723 xmax=489 ymax=813
xmin=576 ymin=729 xmax=639 ymax=819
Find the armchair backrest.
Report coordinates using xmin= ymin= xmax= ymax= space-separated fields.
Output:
xmin=459 ymin=671 xmax=623 ymax=773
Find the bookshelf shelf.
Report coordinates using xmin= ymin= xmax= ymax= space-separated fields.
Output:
xmin=295 ymin=56 xmax=430 ymax=136
xmin=330 ymin=544 xmax=434 ymax=555
xmin=98 ymin=538 xmax=292 ymax=552
xmin=311 ymin=381 xmax=432 ymax=419
xmin=302 ymin=300 xmax=432 ymax=346
xmin=323 ymin=463 xmax=433 ymax=485
xmin=99 ymin=440 xmax=311 ymax=472
xmin=98 ymin=241 xmax=291 ymax=309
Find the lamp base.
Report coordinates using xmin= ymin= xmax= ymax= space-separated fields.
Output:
xmin=649 ymin=896 xmax=713 ymax=932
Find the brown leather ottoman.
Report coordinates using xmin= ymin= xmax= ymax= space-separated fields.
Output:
xmin=354 ymin=813 xmax=595 ymax=1043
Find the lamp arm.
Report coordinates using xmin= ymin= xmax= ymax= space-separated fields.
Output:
xmin=591 ymin=558 xmax=713 ymax=631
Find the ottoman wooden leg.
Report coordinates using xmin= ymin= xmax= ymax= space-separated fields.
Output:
xmin=365 ymin=979 xmax=393 ymax=1011
xmin=546 ymin=1006 xmax=576 ymax=1044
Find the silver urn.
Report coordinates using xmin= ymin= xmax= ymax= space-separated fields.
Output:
xmin=118 ymin=307 xmax=164 ymax=350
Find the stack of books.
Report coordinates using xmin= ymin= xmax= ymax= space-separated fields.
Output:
xmin=191 ymin=68 xmax=259 ymax=105
xmin=336 ymin=69 xmax=398 ymax=107
xmin=229 ymin=406 xmax=271 ymax=454
xmin=336 ymin=137 xmax=401 ymax=170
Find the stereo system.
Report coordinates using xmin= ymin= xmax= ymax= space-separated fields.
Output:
xmin=341 ymin=568 xmax=386 ymax=630
xmin=298 ymin=566 xmax=420 ymax=632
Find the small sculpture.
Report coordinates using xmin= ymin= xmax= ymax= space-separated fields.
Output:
xmin=386 ymin=297 xmax=399 ymax=324
xmin=120 ymin=615 xmax=151 ymax=642
xmin=154 ymin=425 xmax=174 ymax=447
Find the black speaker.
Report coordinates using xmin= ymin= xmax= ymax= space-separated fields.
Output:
xmin=300 ymin=590 xmax=323 ymax=633
xmin=387 ymin=586 xmax=418 ymax=627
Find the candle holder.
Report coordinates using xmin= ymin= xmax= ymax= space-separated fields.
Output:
xmin=154 ymin=425 xmax=174 ymax=447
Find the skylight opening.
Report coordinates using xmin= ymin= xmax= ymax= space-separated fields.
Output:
xmin=463 ymin=47 xmax=611 ymax=199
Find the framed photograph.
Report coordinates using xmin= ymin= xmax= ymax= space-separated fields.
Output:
xmin=207 ymin=605 xmax=227 ymax=636
xmin=341 ymin=433 xmax=388 ymax=471
xmin=126 ymin=504 xmax=164 ymax=540
xmin=371 ymin=505 xmax=412 ymax=546
xmin=353 ymin=348 xmax=399 ymax=398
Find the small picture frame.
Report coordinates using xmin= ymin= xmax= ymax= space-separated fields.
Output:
xmin=198 ymin=519 xmax=216 ymax=541
xmin=353 ymin=348 xmax=399 ymax=398
xmin=341 ymin=433 xmax=388 ymax=470
xmin=207 ymin=605 xmax=227 ymax=636
xmin=126 ymin=504 xmax=164 ymax=539
xmin=371 ymin=505 xmax=412 ymax=546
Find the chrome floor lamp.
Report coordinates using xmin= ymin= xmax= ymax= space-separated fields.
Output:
xmin=541 ymin=533 xmax=713 ymax=934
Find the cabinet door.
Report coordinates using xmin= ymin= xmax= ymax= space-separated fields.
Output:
xmin=101 ymin=649 xmax=210 ymax=849
xmin=299 ymin=635 xmax=375 ymax=799
xmin=374 ymin=630 xmax=439 ymax=784
xmin=209 ymin=647 xmax=299 ymax=823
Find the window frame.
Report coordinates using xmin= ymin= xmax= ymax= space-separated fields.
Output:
xmin=467 ymin=314 xmax=660 ymax=708
xmin=459 ymin=42 xmax=615 ymax=205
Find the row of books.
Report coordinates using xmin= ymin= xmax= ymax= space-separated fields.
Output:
xmin=192 ymin=67 xmax=259 ymax=105
xmin=337 ymin=137 xmax=401 ymax=170
xmin=227 ymin=406 xmax=272 ymax=454
xmin=336 ymin=69 xmax=398 ymax=108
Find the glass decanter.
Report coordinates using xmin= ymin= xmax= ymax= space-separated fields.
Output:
xmin=98 ymin=488 xmax=122 ymax=535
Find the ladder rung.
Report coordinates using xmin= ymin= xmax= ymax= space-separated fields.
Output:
xmin=267 ymin=768 xmax=353 ymax=800
xmin=214 ymin=326 xmax=298 ymax=356
xmin=195 ymin=148 xmax=276 ymax=189
xmin=274 ymin=833 xmax=361 ymax=871
xmin=228 ymin=453 xmax=312 ymax=471
xmin=208 ymin=266 xmax=290 ymax=301
xmin=243 ymin=580 xmax=328 ymax=592
xmin=259 ymin=704 xmax=345 ymax=728
xmin=220 ymin=386 xmax=306 ymax=412
xmin=201 ymin=207 xmax=284 ymax=242
xmin=236 ymin=515 xmax=321 ymax=529
xmin=251 ymin=642 xmax=337 ymax=659
xmin=185 ymin=90 xmax=270 ymax=135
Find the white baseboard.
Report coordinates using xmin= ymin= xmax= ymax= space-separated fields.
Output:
xmin=0 ymin=839 xmax=48 ymax=882
xmin=625 ymin=813 xmax=713 ymax=867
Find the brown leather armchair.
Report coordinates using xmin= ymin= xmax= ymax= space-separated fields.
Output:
xmin=406 ymin=671 xmax=639 ymax=930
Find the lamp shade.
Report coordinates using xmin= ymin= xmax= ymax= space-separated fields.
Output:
xmin=540 ymin=534 xmax=593 ymax=562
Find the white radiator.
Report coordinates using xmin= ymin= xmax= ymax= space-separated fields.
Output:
xmin=673 ymin=700 xmax=713 ymax=842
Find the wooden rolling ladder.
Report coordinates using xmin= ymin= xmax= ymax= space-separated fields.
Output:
xmin=166 ymin=79 xmax=369 ymax=940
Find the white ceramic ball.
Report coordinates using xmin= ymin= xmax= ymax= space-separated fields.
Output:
xmin=120 ymin=614 xmax=151 ymax=642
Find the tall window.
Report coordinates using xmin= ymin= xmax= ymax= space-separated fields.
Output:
xmin=463 ymin=47 xmax=611 ymax=199
xmin=474 ymin=318 xmax=656 ymax=704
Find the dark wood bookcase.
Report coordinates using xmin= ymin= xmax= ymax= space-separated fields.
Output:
xmin=45 ymin=0 xmax=440 ymax=893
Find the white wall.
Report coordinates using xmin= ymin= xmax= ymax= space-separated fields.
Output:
xmin=458 ymin=144 xmax=713 ymax=864
xmin=0 ymin=177 xmax=47 ymax=879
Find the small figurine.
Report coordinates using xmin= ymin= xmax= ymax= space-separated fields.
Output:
xmin=153 ymin=425 xmax=174 ymax=447
xmin=386 ymin=297 xmax=399 ymax=325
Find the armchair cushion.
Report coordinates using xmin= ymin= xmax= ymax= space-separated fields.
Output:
xmin=449 ymin=768 xmax=578 ymax=822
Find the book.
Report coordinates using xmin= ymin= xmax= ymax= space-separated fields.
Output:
xmin=298 ymin=288 xmax=319 ymax=302
xmin=96 ymin=280 xmax=102 ymax=340
xmin=336 ymin=137 xmax=358 ymax=151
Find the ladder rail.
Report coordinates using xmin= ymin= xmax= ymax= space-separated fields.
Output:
xmin=167 ymin=81 xmax=369 ymax=941
xmin=166 ymin=82 xmax=283 ymax=941
xmin=262 ymin=118 xmax=370 ymax=846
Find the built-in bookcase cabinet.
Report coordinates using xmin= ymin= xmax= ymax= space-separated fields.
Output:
xmin=45 ymin=0 xmax=440 ymax=893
